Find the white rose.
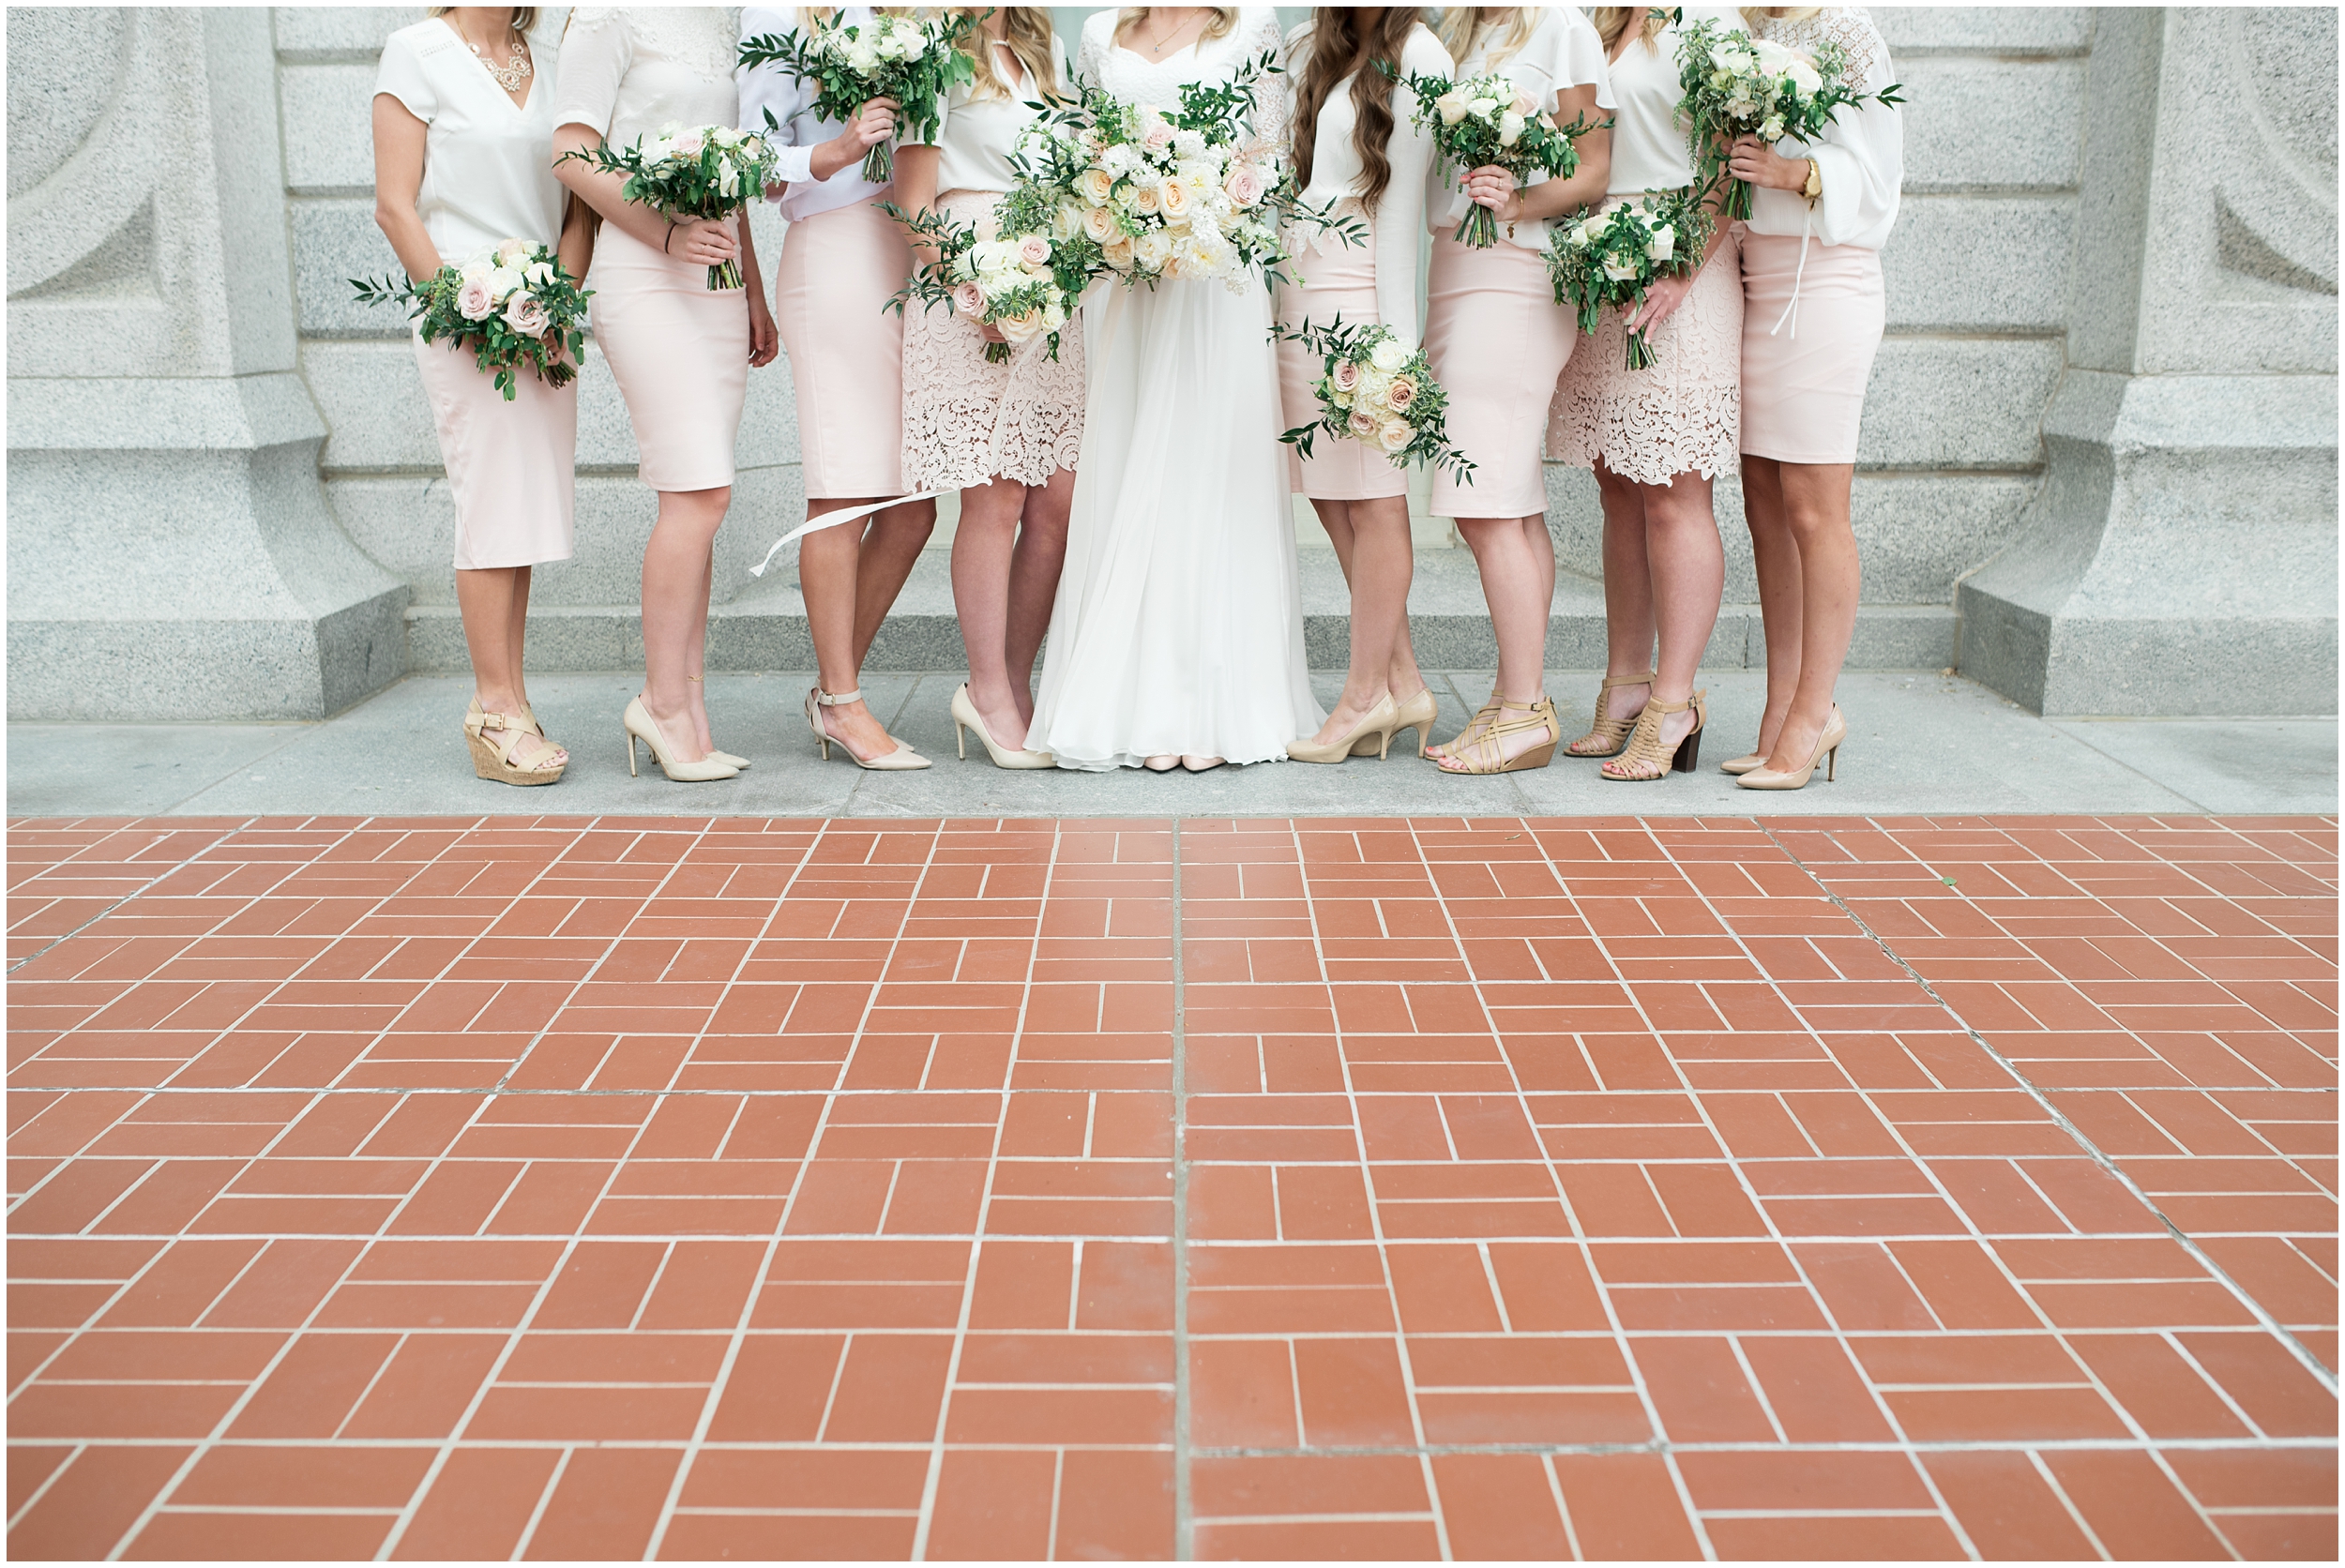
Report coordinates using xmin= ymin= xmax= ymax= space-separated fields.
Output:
xmin=1435 ymin=91 xmax=1468 ymax=126
xmin=487 ymin=265 xmax=524 ymax=300
xmin=1172 ymin=128 xmax=1207 ymax=161
xmin=1645 ymin=224 xmax=1675 ymax=264
xmin=525 ymin=259 xmax=553 ymax=285
xmin=1761 ymin=115 xmax=1786 ymax=141
xmin=1377 ymin=417 xmax=1413 ymax=454
xmin=1369 ymin=337 xmax=1408 ymax=373
xmin=1497 ymin=111 xmax=1524 ymax=146
xmin=1603 ymin=259 xmax=1640 ymax=282
xmin=871 ymin=27 xmax=904 ymax=60
xmin=1751 ymin=38 xmax=1797 ymax=73
xmin=847 ymin=38 xmax=880 ymax=71
xmin=1787 ymin=57 xmax=1823 ymax=95
xmin=1468 ymin=98 xmax=1501 ymax=121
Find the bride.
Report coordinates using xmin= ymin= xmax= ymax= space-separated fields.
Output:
xmin=1027 ymin=6 xmax=1323 ymax=774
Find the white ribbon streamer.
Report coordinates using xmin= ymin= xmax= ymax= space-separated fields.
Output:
xmin=747 ymin=489 xmax=954 ymax=578
xmin=1769 ymin=205 xmax=1813 ymax=340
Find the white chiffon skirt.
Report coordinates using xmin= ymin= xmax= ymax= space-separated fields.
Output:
xmin=1029 ymin=275 xmax=1323 ymax=770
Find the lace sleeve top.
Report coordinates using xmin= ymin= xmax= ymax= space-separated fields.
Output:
xmin=1286 ymin=22 xmax=1450 ymax=347
xmin=1605 ymin=4 xmax=1743 ymax=197
xmin=1741 ymin=7 xmax=1902 ymax=249
xmin=553 ymin=8 xmax=741 ymax=158
xmin=736 ymin=5 xmax=894 ymax=220
xmin=375 ymin=16 xmax=568 ymax=263
xmin=1427 ymin=6 xmax=1615 ymax=250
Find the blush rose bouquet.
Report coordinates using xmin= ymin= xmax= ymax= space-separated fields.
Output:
xmin=885 ymin=203 xmax=1080 ymax=363
xmin=351 ymin=238 xmax=591 ymax=400
xmin=1272 ymin=314 xmax=1473 ymax=485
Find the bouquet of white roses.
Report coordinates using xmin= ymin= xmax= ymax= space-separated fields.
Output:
xmin=352 ymin=239 xmax=591 ymax=400
xmin=1272 ymin=315 xmax=1474 ymax=485
xmin=1675 ymin=18 xmax=1903 ymax=220
xmin=1384 ymin=65 xmax=1598 ymax=249
xmin=885 ymin=203 xmax=1078 ymax=363
xmin=1545 ymin=190 xmax=1713 ymax=370
xmin=558 ymin=123 xmax=778 ymax=289
xmin=1007 ymin=53 xmax=1360 ymax=294
xmin=738 ymin=12 xmax=976 ymax=184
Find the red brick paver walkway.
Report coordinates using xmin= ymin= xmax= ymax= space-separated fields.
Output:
xmin=8 ymin=814 xmax=2337 ymax=1560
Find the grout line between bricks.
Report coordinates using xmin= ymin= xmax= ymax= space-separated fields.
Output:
xmin=1170 ymin=817 xmax=1193 ymax=1562
xmin=1756 ymin=819 xmax=2341 ymax=1399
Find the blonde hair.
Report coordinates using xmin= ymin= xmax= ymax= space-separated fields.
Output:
xmin=1114 ymin=8 xmax=1239 ymax=48
xmin=1436 ymin=8 xmax=1537 ymax=69
xmin=1740 ymin=6 xmax=1824 ymax=30
xmin=430 ymin=6 xmax=540 ymax=36
xmin=1592 ymin=6 xmax=1668 ymax=53
xmin=953 ymin=8 xmax=1062 ymax=102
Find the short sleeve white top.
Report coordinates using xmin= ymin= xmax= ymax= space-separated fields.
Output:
xmin=737 ymin=6 xmax=891 ymax=220
xmin=374 ymin=17 xmax=568 ymax=264
xmin=914 ymin=42 xmax=1066 ymax=198
xmin=552 ymin=8 xmax=741 ymax=160
xmin=1606 ymin=5 xmax=1743 ymax=197
xmin=1285 ymin=23 xmax=1451 ymax=347
xmin=1429 ymin=8 xmax=1617 ymax=250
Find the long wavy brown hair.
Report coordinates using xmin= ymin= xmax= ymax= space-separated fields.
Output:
xmin=1290 ymin=8 xmax=1420 ymax=215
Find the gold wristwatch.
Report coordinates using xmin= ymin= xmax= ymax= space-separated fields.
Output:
xmin=1801 ymin=158 xmax=1823 ymax=204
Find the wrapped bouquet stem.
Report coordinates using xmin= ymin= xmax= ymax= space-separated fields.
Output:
xmin=1675 ymin=18 xmax=1903 ymax=220
xmin=739 ymin=12 xmax=976 ymax=184
xmin=1272 ymin=314 xmax=1474 ymax=486
xmin=1546 ymin=189 xmax=1714 ymax=370
xmin=1384 ymin=62 xmax=1599 ymax=249
xmin=558 ymin=123 xmax=778 ymax=289
xmin=351 ymin=239 xmax=591 ymax=400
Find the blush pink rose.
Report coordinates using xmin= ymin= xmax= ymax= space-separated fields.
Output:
xmin=1347 ymin=409 xmax=1381 ymax=440
xmin=1017 ymin=234 xmax=1051 ymax=268
xmin=503 ymin=294 xmax=552 ymax=337
xmin=1224 ymin=164 xmax=1266 ymax=206
xmin=1384 ymin=375 xmax=1415 ymax=410
xmin=1329 ymin=357 xmax=1362 ymax=392
xmin=457 ymin=278 xmax=496 ymax=321
xmin=952 ymin=281 xmax=988 ymax=319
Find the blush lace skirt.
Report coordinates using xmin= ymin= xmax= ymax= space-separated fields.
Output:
xmin=1546 ymin=227 xmax=1743 ymax=487
xmin=900 ymin=190 xmax=1085 ymax=491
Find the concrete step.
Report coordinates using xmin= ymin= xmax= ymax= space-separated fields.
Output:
xmin=405 ymin=550 xmax=1957 ymax=672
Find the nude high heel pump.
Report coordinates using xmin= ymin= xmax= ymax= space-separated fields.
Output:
xmin=1363 ymin=686 xmax=1439 ymax=759
xmin=678 ymin=675 xmax=749 ymax=770
xmin=1566 ymin=669 xmax=1656 ymax=758
xmin=623 ymin=696 xmax=738 ymax=782
xmin=1287 ymin=692 xmax=1400 ymax=764
xmin=1738 ymin=705 xmax=1846 ymax=791
xmin=953 ymin=683 xmax=1053 ymax=768
xmin=805 ymin=686 xmax=930 ymax=770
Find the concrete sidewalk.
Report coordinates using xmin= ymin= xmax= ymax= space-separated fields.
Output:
xmin=9 ymin=671 xmax=2333 ymax=821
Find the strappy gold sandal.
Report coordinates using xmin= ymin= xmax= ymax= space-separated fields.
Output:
xmin=1433 ymin=694 xmax=1560 ymax=775
xmin=1601 ymin=690 xmax=1706 ymax=781
xmin=1429 ymin=689 xmax=1501 ymax=762
xmin=1565 ymin=669 xmax=1655 ymax=758
xmin=465 ymin=701 xmax=566 ymax=786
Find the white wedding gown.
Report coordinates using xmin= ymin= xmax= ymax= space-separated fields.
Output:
xmin=1028 ymin=8 xmax=1323 ymax=771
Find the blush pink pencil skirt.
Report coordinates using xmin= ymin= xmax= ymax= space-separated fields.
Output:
xmin=1275 ymin=226 xmax=1407 ymax=503
xmin=1424 ymin=224 xmax=1580 ymax=519
xmin=589 ymin=219 xmax=750 ymax=493
xmin=413 ymin=322 xmax=576 ymax=570
xmin=1738 ymin=232 xmax=1884 ymax=465
xmin=775 ymin=197 xmax=915 ymax=499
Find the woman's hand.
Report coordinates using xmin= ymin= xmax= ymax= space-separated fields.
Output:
xmin=1462 ymin=165 xmax=1522 ymax=222
xmin=810 ymin=97 xmax=900 ymax=181
xmin=667 ymin=216 xmax=739 ymax=266
xmin=1728 ymin=135 xmax=1810 ymax=191
xmin=748 ymin=289 xmax=779 ymax=367
xmin=1626 ymin=271 xmax=1696 ymax=335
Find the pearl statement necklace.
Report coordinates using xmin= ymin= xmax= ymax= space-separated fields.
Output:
xmin=463 ymin=26 xmax=533 ymax=93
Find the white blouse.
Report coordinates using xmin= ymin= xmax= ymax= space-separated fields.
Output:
xmin=738 ymin=5 xmax=889 ymax=222
xmin=552 ymin=8 xmax=741 ymax=163
xmin=374 ymin=17 xmax=568 ymax=264
xmin=1285 ymin=23 xmax=1451 ymax=348
xmin=913 ymin=42 xmax=1065 ymax=198
xmin=1429 ymin=7 xmax=1616 ymax=250
xmin=1742 ymin=7 xmax=1902 ymax=250
xmin=1605 ymin=5 xmax=1743 ymax=197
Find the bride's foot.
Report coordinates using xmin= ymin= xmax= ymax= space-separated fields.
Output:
xmin=1181 ymin=755 xmax=1223 ymax=773
xmin=1144 ymin=754 xmax=1180 ymax=773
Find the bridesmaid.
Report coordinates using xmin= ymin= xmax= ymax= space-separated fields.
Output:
xmin=1275 ymin=8 xmax=1451 ymax=766
xmin=1418 ymin=6 xmax=1614 ymax=776
xmin=1546 ymin=5 xmax=1746 ymax=782
xmin=374 ymin=6 xmax=587 ymax=785
xmin=894 ymin=7 xmax=1079 ymax=770
xmin=741 ymin=5 xmax=934 ymax=772
xmin=1725 ymin=4 xmax=1901 ymax=790
xmin=552 ymin=8 xmax=778 ymax=783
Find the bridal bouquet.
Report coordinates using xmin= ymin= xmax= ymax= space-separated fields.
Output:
xmin=557 ymin=123 xmax=778 ymax=289
xmin=1385 ymin=65 xmax=1597 ymax=248
xmin=1545 ymin=190 xmax=1713 ymax=370
xmin=1675 ymin=18 xmax=1903 ymax=219
xmin=351 ymin=239 xmax=590 ymax=400
xmin=1007 ymin=53 xmax=1359 ymax=294
xmin=1273 ymin=316 xmax=1474 ymax=485
xmin=738 ymin=11 xmax=976 ymax=183
xmin=885 ymin=204 xmax=1078 ymax=363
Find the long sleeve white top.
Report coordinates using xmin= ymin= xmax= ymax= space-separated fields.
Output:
xmin=1427 ymin=7 xmax=1615 ymax=250
xmin=1742 ymin=7 xmax=1902 ymax=249
xmin=1604 ymin=5 xmax=1743 ymax=196
xmin=1284 ymin=23 xmax=1450 ymax=348
xmin=736 ymin=5 xmax=891 ymax=219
